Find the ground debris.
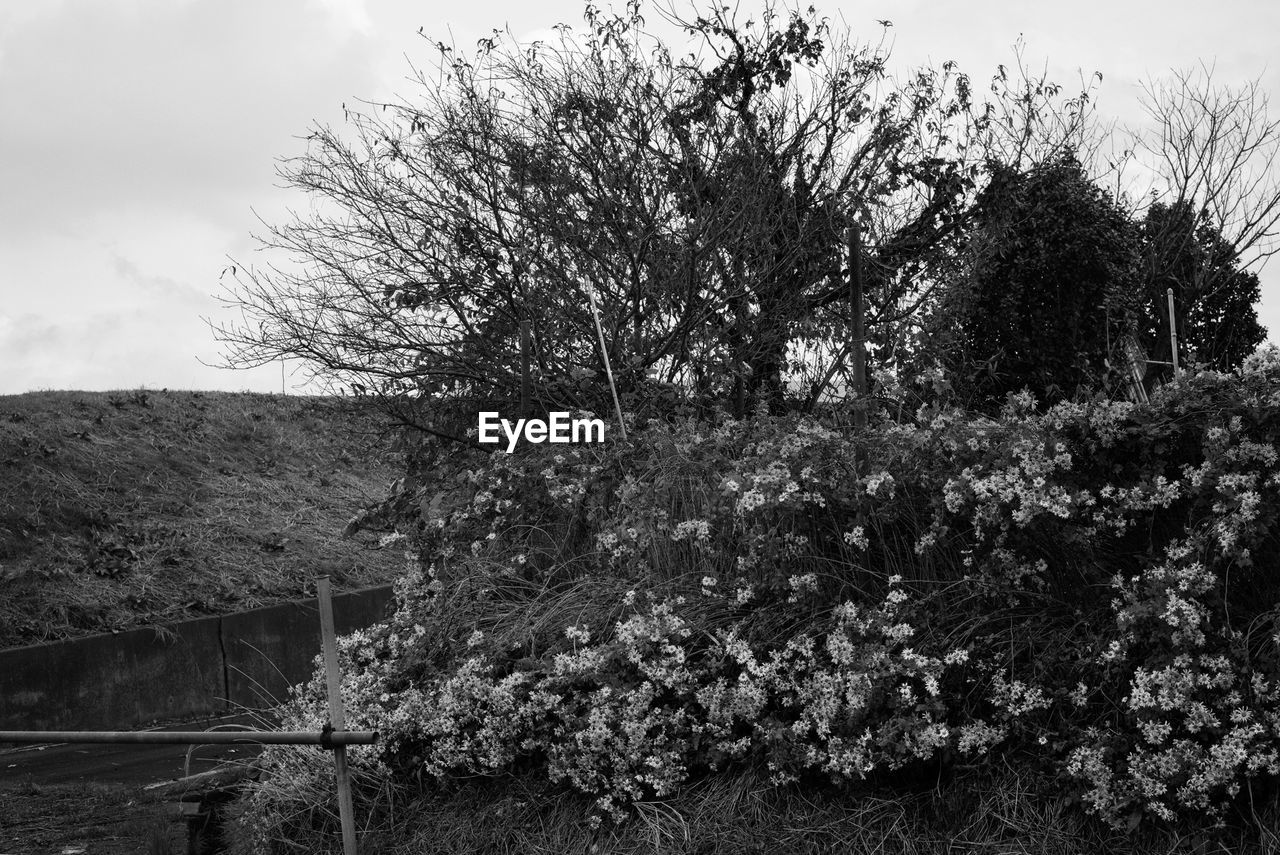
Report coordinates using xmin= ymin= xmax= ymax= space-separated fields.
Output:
xmin=0 ymin=783 xmax=182 ymax=855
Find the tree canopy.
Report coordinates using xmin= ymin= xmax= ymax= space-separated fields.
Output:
xmin=213 ymin=2 xmax=1273 ymax=435
xmin=946 ymin=154 xmax=1141 ymax=408
xmin=1139 ymin=201 xmax=1266 ymax=379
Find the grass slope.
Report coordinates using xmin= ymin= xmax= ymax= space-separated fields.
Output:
xmin=0 ymin=389 xmax=404 ymax=648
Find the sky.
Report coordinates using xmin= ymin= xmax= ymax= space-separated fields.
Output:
xmin=1 ymin=0 xmax=1277 ymax=395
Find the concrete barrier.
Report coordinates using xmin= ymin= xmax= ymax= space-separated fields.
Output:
xmin=222 ymin=586 xmax=394 ymax=711
xmin=0 ymin=585 xmax=394 ymax=733
xmin=0 ymin=619 xmax=224 ymax=731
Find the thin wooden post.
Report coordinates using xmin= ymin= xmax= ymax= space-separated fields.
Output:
xmin=317 ymin=576 xmax=358 ymax=855
xmin=1166 ymin=288 xmax=1179 ymax=376
xmin=849 ymin=223 xmax=868 ymax=430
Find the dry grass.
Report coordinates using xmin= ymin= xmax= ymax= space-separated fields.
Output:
xmin=0 ymin=388 xmax=404 ymax=647
xmin=225 ymin=761 xmax=1280 ymax=854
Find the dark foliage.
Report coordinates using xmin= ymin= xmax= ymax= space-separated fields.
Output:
xmin=950 ymin=153 xmax=1141 ymax=409
xmin=1139 ymin=200 xmax=1267 ymax=381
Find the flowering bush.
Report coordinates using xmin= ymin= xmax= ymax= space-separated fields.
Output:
xmin=238 ymin=356 xmax=1280 ymax=844
xmin=387 ymin=577 xmax=987 ymax=820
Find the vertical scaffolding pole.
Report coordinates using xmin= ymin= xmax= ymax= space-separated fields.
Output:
xmin=317 ymin=576 xmax=358 ymax=855
xmin=586 ymin=285 xmax=628 ymax=441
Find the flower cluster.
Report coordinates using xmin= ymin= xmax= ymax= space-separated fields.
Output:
xmin=237 ymin=359 xmax=1280 ymax=839
xmin=326 ymin=582 xmax=983 ymax=823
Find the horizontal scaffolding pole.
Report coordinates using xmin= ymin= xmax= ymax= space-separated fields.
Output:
xmin=0 ymin=729 xmax=377 ymax=746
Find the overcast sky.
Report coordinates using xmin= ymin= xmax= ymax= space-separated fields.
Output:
xmin=1 ymin=0 xmax=1277 ymax=395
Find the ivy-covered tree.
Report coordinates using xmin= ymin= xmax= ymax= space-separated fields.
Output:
xmin=948 ymin=153 xmax=1141 ymax=409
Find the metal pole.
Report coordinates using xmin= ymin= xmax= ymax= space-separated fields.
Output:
xmin=1166 ymin=288 xmax=1179 ymax=376
xmin=0 ymin=729 xmax=376 ymax=745
xmin=586 ymin=285 xmax=628 ymax=441
xmin=318 ymin=576 xmax=359 ymax=855
xmin=849 ymin=223 xmax=868 ymax=430
xmin=520 ymin=317 xmax=532 ymax=418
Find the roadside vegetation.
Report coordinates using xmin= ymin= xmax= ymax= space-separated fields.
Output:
xmin=0 ymin=389 xmax=403 ymax=647
xmin=204 ymin=0 xmax=1280 ymax=850
xmin=229 ymin=354 xmax=1280 ymax=853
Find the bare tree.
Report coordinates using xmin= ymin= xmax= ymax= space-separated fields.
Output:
xmin=1134 ymin=63 xmax=1277 ymax=374
xmin=1139 ymin=63 xmax=1280 ymax=273
xmin=211 ymin=0 xmax=1110 ymax=432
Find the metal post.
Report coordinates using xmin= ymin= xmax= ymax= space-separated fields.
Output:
xmin=519 ymin=317 xmax=532 ymax=418
xmin=849 ymin=223 xmax=868 ymax=430
xmin=1166 ymin=288 xmax=1179 ymax=376
xmin=317 ymin=576 xmax=358 ymax=855
xmin=0 ymin=730 xmax=376 ymax=745
xmin=586 ymin=286 xmax=628 ymax=441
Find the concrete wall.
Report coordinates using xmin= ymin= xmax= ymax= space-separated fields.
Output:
xmin=0 ymin=585 xmax=394 ymax=733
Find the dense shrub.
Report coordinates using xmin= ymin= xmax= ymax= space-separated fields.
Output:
xmin=232 ymin=349 xmax=1280 ymax=849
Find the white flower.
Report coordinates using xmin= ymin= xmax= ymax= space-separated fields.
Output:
xmin=843 ymin=526 xmax=869 ymax=550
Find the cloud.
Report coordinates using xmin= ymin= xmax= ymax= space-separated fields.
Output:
xmin=110 ymin=253 xmax=209 ymax=303
xmin=0 ymin=306 xmax=286 ymax=394
xmin=314 ymin=0 xmax=373 ymax=36
xmin=0 ymin=313 xmax=79 ymax=390
xmin=1 ymin=0 xmax=1276 ymax=397
xmin=0 ymin=0 xmax=385 ymax=239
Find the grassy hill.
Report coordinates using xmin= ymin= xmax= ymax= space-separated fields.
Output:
xmin=0 ymin=389 xmax=406 ymax=648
